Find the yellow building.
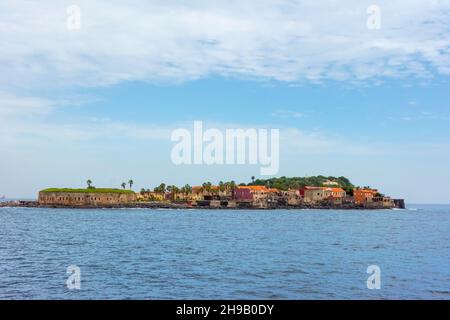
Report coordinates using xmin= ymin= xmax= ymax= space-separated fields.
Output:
xmin=138 ymin=191 xmax=165 ymax=201
xmin=301 ymin=186 xmax=346 ymax=203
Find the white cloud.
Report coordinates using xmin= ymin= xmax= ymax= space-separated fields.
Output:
xmin=0 ymin=0 xmax=449 ymax=90
xmin=0 ymin=92 xmax=171 ymax=146
xmin=0 ymin=91 xmax=54 ymax=117
xmin=0 ymin=95 xmax=373 ymax=158
xmin=0 ymin=116 xmax=172 ymax=146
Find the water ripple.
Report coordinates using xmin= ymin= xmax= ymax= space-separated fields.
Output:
xmin=0 ymin=205 xmax=449 ymax=299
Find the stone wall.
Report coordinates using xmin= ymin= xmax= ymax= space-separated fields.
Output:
xmin=38 ymin=191 xmax=137 ymax=206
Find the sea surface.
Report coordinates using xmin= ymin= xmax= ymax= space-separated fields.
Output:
xmin=0 ymin=205 xmax=449 ymax=300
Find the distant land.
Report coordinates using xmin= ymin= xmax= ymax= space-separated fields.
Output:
xmin=0 ymin=176 xmax=405 ymax=210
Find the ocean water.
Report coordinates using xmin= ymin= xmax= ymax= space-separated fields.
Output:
xmin=0 ymin=205 xmax=449 ymax=300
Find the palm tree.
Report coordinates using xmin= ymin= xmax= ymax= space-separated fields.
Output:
xmin=202 ymin=182 xmax=213 ymax=195
xmin=251 ymin=176 xmax=255 ymax=183
xmin=156 ymin=183 xmax=166 ymax=195
xmin=128 ymin=179 xmax=134 ymax=190
xmin=86 ymin=179 xmax=93 ymax=189
xmin=183 ymin=184 xmax=192 ymax=195
xmin=167 ymin=185 xmax=178 ymax=200
xmin=121 ymin=182 xmax=126 ymax=189
xmin=172 ymin=186 xmax=180 ymax=200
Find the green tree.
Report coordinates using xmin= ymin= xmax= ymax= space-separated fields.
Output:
xmin=202 ymin=182 xmax=212 ymax=194
xmin=167 ymin=185 xmax=179 ymax=200
xmin=183 ymin=184 xmax=192 ymax=195
xmin=158 ymin=183 xmax=166 ymax=195
xmin=173 ymin=186 xmax=180 ymax=200
xmin=86 ymin=179 xmax=93 ymax=189
xmin=248 ymin=176 xmax=354 ymax=191
xmin=128 ymin=179 xmax=134 ymax=190
xmin=153 ymin=183 xmax=166 ymax=196
xmin=121 ymin=182 xmax=126 ymax=189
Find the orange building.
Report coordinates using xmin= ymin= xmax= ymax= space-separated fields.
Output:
xmin=323 ymin=187 xmax=346 ymax=198
xmin=353 ymin=189 xmax=378 ymax=204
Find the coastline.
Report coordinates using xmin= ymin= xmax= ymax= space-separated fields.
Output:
xmin=32 ymin=177 xmax=406 ymax=210
xmin=0 ymin=200 xmax=400 ymax=210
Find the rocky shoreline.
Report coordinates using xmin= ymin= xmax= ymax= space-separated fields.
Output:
xmin=0 ymin=200 xmax=399 ymax=210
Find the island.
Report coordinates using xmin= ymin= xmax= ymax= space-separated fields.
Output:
xmin=0 ymin=176 xmax=406 ymax=210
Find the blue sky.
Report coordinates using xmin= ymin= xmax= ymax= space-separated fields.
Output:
xmin=1 ymin=1 xmax=450 ymax=203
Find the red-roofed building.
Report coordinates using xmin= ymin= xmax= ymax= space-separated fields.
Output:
xmin=354 ymin=189 xmax=378 ymax=205
xmin=234 ymin=186 xmax=279 ymax=208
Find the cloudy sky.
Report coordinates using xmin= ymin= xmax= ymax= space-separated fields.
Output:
xmin=1 ymin=0 xmax=450 ymax=203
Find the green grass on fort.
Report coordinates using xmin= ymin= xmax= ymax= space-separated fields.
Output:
xmin=40 ymin=188 xmax=135 ymax=194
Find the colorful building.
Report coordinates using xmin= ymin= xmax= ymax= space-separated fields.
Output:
xmin=300 ymin=186 xmax=346 ymax=203
xmin=138 ymin=191 xmax=165 ymax=201
xmin=353 ymin=189 xmax=378 ymax=205
xmin=234 ymin=187 xmax=253 ymax=201
xmin=234 ymin=186 xmax=279 ymax=208
xmin=323 ymin=187 xmax=346 ymax=198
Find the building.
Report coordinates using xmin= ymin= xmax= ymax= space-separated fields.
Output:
xmin=300 ymin=186 xmax=346 ymax=204
xmin=38 ymin=189 xmax=137 ymax=206
xmin=371 ymin=195 xmax=395 ymax=208
xmin=323 ymin=180 xmax=339 ymax=186
xmin=184 ymin=186 xmax=233 ymax=201
xmin=353 ymin=189 xmax=378 ymax=205
xmin=234 ymin=187 xmax=253 ymax=201
xmin=137 ymin=191 xmax=165 ymax=201
xmin=279 ymin=189 xmax=302 ymax=206
xmin=300 ymin=186 xmax=326 ymax=203
xmin=234 ymin=186 xmax=279 ymax=208
xmin=323 ymin=187 xmax=346 ymax=198
xmin=323 ymin=187 xmax=346 ymax=204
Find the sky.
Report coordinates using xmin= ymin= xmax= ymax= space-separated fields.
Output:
xmin=0 ymin=1 xmax=450 ymax=203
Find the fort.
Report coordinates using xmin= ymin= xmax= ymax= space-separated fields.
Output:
xmin=38 ymin=188 xmax=137 ymax=207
